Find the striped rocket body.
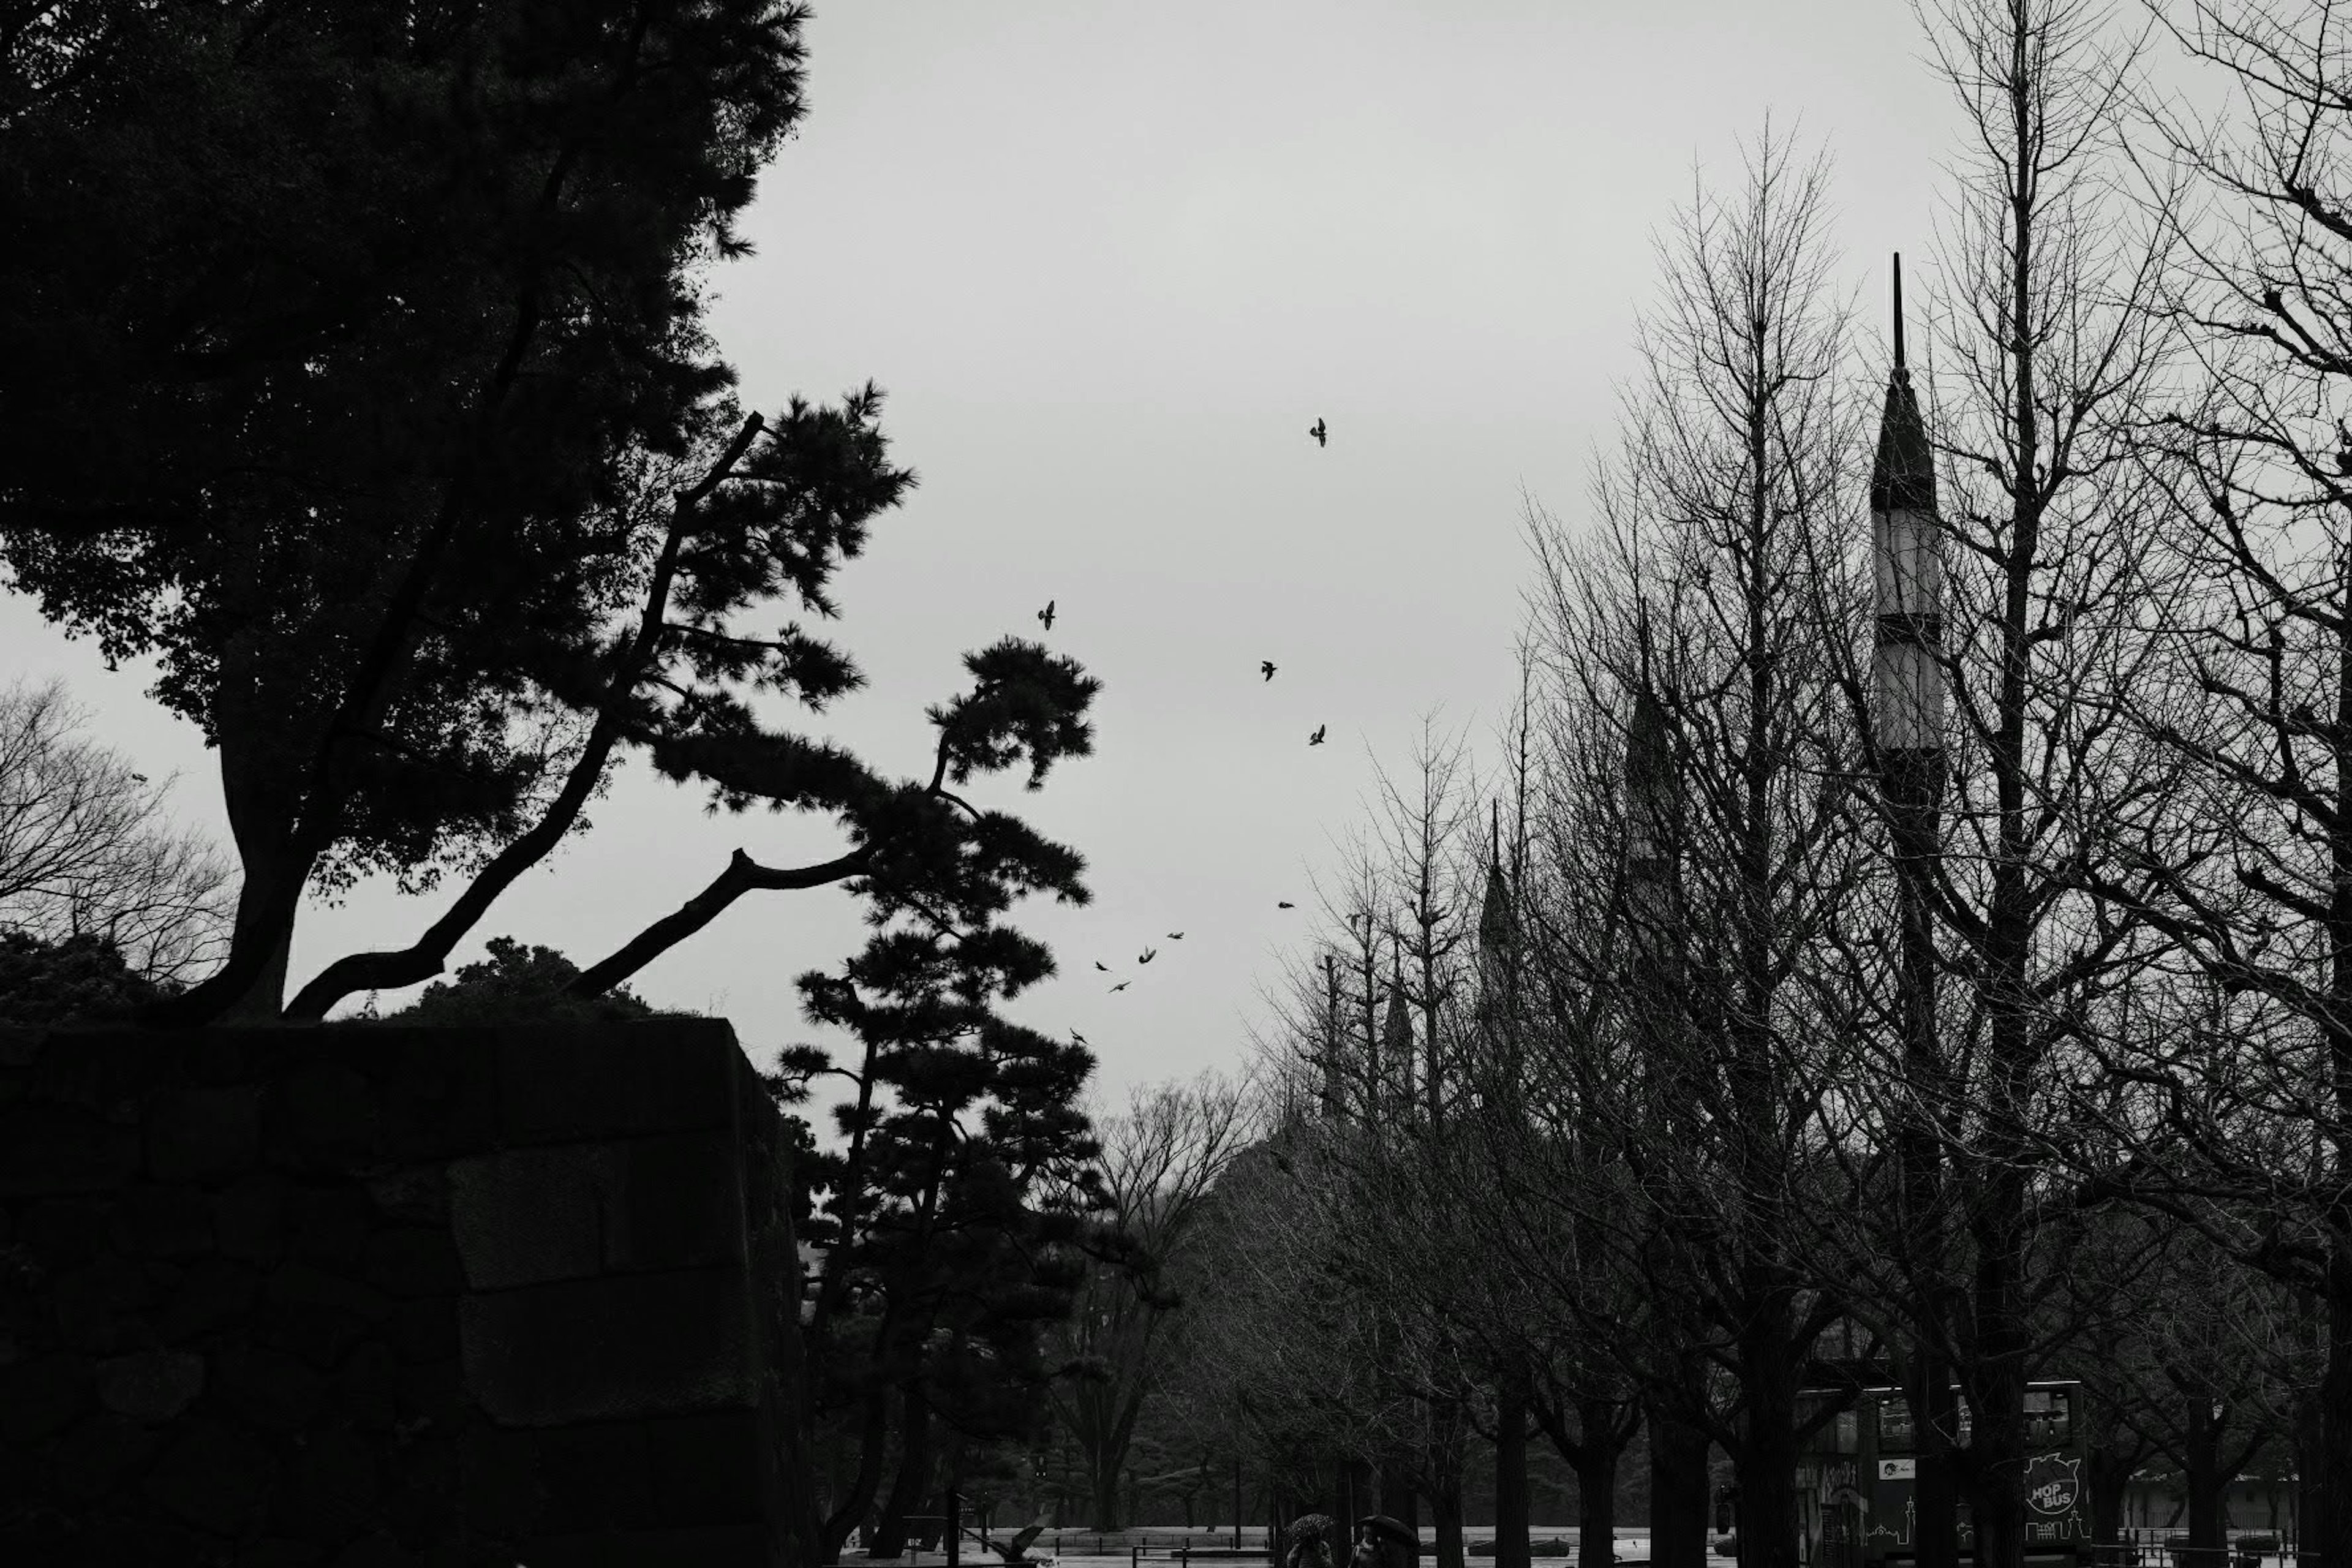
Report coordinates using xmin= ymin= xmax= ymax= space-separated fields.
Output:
xmin=1873 ymin=261 xmax=1943 ymax=830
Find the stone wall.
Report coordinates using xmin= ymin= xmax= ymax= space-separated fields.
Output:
xmin=0 ymin=1018 xmax=799 ymax=1566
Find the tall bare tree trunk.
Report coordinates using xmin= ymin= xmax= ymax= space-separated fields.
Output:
xmin=1493 ymin=1375 xmax=1532 ymax=1568
xmin=1649 ymin=1402 xmax=1711 ymax=1568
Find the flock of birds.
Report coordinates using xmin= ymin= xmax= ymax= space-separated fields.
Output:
xmin=1032 ymin=417 xmax=1334 ymax=1042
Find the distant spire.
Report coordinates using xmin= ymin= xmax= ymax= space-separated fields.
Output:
xmin=1479 ymin=802 xmax=1515 ymax=956
xmin=1321 ymin=950 xmax=1344 ymax=1123
xmin=1627 ymin=684 xmax=1673 ymax=807
xmin=1382 ymin=951 xmax=1413 ymax=1058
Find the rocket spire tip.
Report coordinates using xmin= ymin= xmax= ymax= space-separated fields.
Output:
xmin=1893 ymin=253 xmax=1907 ymax=372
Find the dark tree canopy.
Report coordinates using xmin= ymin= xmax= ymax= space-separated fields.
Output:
xmin=777 ymin=936 xmax=1107 ymax=1564
xmin=0 ymin=0 xmax=827 ymax=1016
xmin=0 ymin=930 xmax=169 ymax=1027
xmin=374 ymin=934 xmax=661 ymax=1027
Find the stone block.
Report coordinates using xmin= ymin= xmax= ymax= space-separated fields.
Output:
xmin=141 ymin=1415 xmax=276 ymax=1536
xmin=216 ymin=1174 xmax=286 ymax=1265
xmin=363 ymin=1226 xmax=463 ymax=1299
xmin=352 ymin=1031 xmax=499 ymax=1164
xmin=185 ymin=1027 xmax=258 ymax=1086
xmin=384 ymin=1297 xmax=459 ymax=1365
xmin=0 ymin=1025 xmax=40 ymax=1067
xmin=19 ymin=1194 xmax=107 ymax=1266
xmin=0 ymin=1105 xmax=140 ymax=1194
xmin=328 ymin=1535 xmax=420 ymax=1568
xmin=53 ymin=1408 xmax=161 ymax=1501
xmin=286 ymin=1182 xmax=375 ymax=1272
xmin=524 ymin=1521 xmax=777 ymax=1567
xmin=395 ymin=1357 xmax=468 ymax=1430
xmin=459 ymin=1267 xmax=754 ymax=1425
xmin=605 ymin=1131 xmax=743 ymax=1275
xmin=260 ymin=1262 xmax=392 ymax=1370
xmin=0 ymin=1350 xmax=91 ymax=1441
xmin=448 ymin=1144 xmax=611 ymax=1290
xmin=644 ymin=1407 xmax=765 ymax=1525
xmin=363 ymin=1165 xmax=449 ymax=1227
xmin=151 ymin=1254 xmax=261 ymax=1342
xmin=53 ymin=1251 xmax=154 ymax=1348
xmin=148 ymin=1085 xmax=263 ymax=1182
xmin=273 ymin=1060 xmax=379 ymax=1165
xmin=274 ymin=1425 xmax=382 ymax=1543
xmin=456 ymin=1419 xmax=548 ymax=1538
xmin=342 ymin=1025 xmax=498 ymax=1090
xmin=141 ymin=1253 xmax=187 ymax=1298
xmin=331 ymin=1336 xmax=401 ymax=1431
xmin=530 ymin=1419 xmax=659 ymax=1531
xmin=211 ymin=1343 xmax=326 ymax=1431
xmin=73 ymin=1515 xmax=219 ymax=1567
xmin=24 ymin=1031 xmax=154 ymax=1120
xmin=450 ymin=1132 xmax=743 ymax=1293
xmin=115 ymin=1182 xmax=216 ymax=1257
xmin=385 ymin=1429 xmax=460 ymax=1547
xmin=495 ymin=1019 xmax=741 ymax=1144
xmin=93 ymin=1346 xmax=206 ymax=1422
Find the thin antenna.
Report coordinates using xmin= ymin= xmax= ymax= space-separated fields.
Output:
xmin=1893 ymin=252 xmax=1907 ymax=372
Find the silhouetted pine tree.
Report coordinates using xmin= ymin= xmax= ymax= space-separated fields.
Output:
xmin=772 ymin=881 xmax=1104 ymax=1566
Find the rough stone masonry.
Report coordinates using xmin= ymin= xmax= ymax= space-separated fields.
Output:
xmin=0 ymin=1017 xmax=801 ymax=1567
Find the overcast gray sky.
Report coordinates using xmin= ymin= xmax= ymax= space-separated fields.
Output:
xmin=2 ymin=1 xmax=1964 ymax=1101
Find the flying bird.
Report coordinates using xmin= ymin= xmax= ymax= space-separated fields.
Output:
xmin=1138 ymin=948 xmax=1158 ymax=965
xmin=1278 ymin=901 xmax=1297 ymax=910
xmin=980 ymin=1526 xmax=1052 ymax=1568
xmin=1037 ymin=600 xmax=1056 ymax=630
xmin=1261 ymin=660 xmax=1277 ymax=682
xmin=1095 ymin=961 xmax=1109 ymax=971
xmin=1168 ymin=932 xmax=1184 ymax=940
xmin=1309 ymin=724 xmax=1327 ymax=746
xmin=1310 ymin=417 xmax=1327 ymax=448
xmin=1071 ymin=1029 xmax=1090 ymax=1046
xmin=1110 ymin=980 xmax=1131 ymax=993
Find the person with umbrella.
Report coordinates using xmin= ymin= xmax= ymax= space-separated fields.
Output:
xmin=1286 ymin=1515 xmax=1338 ymax=1568
xmin=1351 ymin=1516 xmax=1420 ymax=1568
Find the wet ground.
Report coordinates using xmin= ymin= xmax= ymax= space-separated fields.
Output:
xmin=853 ymin=1534 xmax=1740 ymax=1568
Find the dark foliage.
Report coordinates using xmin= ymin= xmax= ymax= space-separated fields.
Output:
xmin=773 ymin=896 xmax=1107 ymax=1560
xmin=375 ymin=934 xmax=662 ymax=1026
xmin=0 ymin=929 xmax=168 ymax=1025
xmin=0 ymin=0 xmax=822 ymax=1014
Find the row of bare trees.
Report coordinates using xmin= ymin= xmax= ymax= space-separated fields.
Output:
xmin=1161 ymin=4 xmax=2352 ymax=1567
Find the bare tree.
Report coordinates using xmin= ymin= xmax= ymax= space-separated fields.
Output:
xmin=0 ymin=677 xmax=232 ymax=985
xmin=1853 ymin=3 xmax=2185 ymax=1564
xmin=1513 ymin=122 xmax=1872 ymax=1568
xmin=1050 ymin=1072 xmax=1254 ymax=1529
xmin=2034 ymin=1 xmax=2352 ymax=1556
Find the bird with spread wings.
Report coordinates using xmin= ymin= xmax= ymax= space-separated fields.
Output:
xmin=968 ymin=1524 xmax=1054 ymax=1567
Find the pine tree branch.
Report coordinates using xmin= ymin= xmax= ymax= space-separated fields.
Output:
xmin=562 ymin=846 xmax=869 ymax=998
xmin=277 ymin=413 xmax=768 ymax=1021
